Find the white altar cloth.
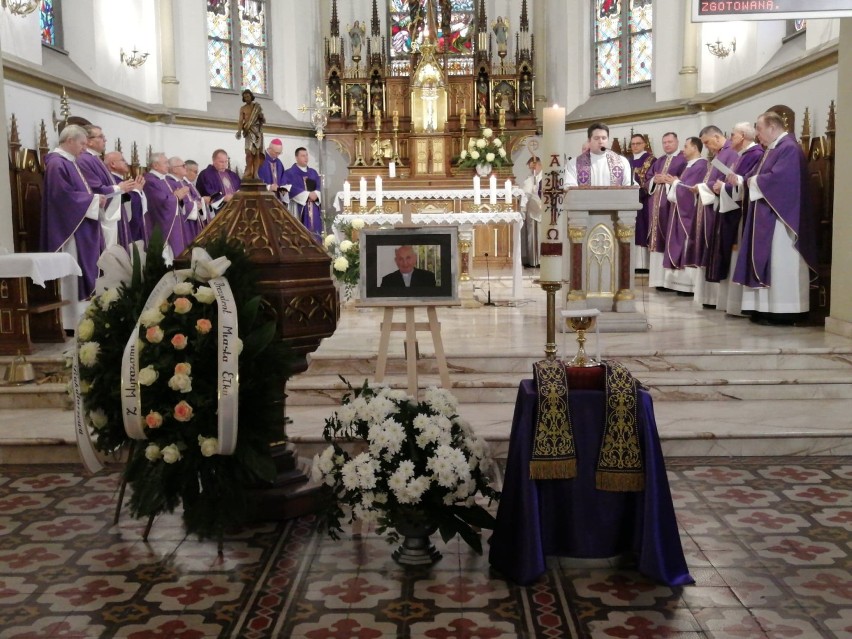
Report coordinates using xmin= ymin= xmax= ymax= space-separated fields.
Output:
xmin=333 ymin=187 xmax=529 ymax=212
xmin=0 ymin=252 xmax=81 ymax=287
xmin=333 ymin=211 xmax=524 ymax=299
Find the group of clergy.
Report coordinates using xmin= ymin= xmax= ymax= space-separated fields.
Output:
xmin=563 ymin=117 xmax=815 ymax=325
xmin=40 ymin=126 xmax=323 ymax=328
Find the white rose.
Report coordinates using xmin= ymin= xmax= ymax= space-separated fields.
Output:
xmin=350 ymin=218 xmax=365 ymax=230
xmin=168 ymin=373 xmax=193 ymax=393
xmin=138 ymin=366 xmax=159 ymax=386
xmin=470 ymin=150 xmax=480 ymax=160
xmin=78 ymin=342 xmax=100 ymax=367
xmin=139 ymin=308 xmax=164 ymax=327
xmin=476 ymin=138 xmax=487 ymax=149
xmin=468 ymin=137 xmax=475 ymax=148
xmin=459 ymin=150 xmax=468 ymax=159
xmin=193 ymin=286 xmax=216 ymax=304
xmin=89 ymin=409 xmax=108 ymax=430
xmin=333 ymin=256 xmax=349 ymax=272
xmin=323 ymin=234 xmax=337 ymax=249
xmin=485 ymin=153 xmax=495 ymax=163
xmin=145 ymin=444 xmax=162 ymax=461
xmin=100 ymin=287 xmax=119 ymax=309
xmin=173 ymin=281 xmax=194 ymax=296
xmin=482 ymin=127 xmax=493 ymax=138
xmin=493 ymin=138 xmax=503 ymax=148
xmin=77 ymin=318 xmax=94 ymax=342
xmin=339 ymin=240 xmax=354 ymax=252
xmin=161 ymin=444 xmax=182 ymax=464
xmin=498 ymin=148 xmax=507 ymax=158
xmin=199 ymin=436 xmax=218 ymax=457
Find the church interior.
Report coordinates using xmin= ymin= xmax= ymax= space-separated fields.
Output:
xmin=1 ymin=1 xmax=851 ymax=637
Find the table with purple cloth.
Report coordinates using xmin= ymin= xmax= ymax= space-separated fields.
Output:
xmin=488 ymin=379 xmax=693 ymax=587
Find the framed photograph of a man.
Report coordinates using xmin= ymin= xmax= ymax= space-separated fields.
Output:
xmin=360 ymin=227 xmax=459 ymax=303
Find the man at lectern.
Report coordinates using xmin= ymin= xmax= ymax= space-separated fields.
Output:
xmin=564 ymin=122 xmax=633 ymax=188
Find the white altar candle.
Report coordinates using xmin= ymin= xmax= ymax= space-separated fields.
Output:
xmin=539 ymin=256 xmax=561 ymax=283
xmin=375 ymin=176 xmax=383 ymax=207
xmin=359 ymin=177 xmax=367 ymax=207
xmin=473 ymin=176 xmax=481 ymax=205
xmin=489 ymin=175 xmax=497 ymax=205
xmin=541 ymin=104 xmax=567 ymax=167
xmin=389 ymin=161 xmax=396 ymax=178
xmin=343 ymin=181 xmax=351 ymax=207
xmin=504 ymin=179 xmax=512 ymax=205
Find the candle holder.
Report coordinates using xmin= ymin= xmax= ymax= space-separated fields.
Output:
xmin=561 ymin=309 xmax=601 ymax=368
xmin=539 ymin=281 xmax=563 ymax=360
xmin=371 ymin=121 xmax=385 ymax=167
xmin=353 ymin=112 xmax=367 ymax=167
xmin=391 ymin=121 xmax=404 ymax=167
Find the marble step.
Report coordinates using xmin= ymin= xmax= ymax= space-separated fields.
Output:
xmin=0 ymin=383 xmax=71 ymax=409
xmin=286 ymin=369 xmax=852 ymax=404
xmin=3 ymin=397 xmax=851 ymax=465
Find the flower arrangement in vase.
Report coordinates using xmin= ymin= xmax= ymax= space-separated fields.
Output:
xmin=312 ymin=379 xmax=499 ymax=560
xmin=456 ymin=127 xmax=509 ymax=176
xmin=324 ymin=218 xmax=365 ymax=301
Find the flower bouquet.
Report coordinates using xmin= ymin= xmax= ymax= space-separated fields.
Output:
xmin=456 ymin=127 xmax=509 ymax=174
xmin=324 ymin=218 xmax=364 ymax=301
xmin=75 ymin=232 xmax=292 ymax=540
xmin=312 ymin=379 xmax=499 ymax=555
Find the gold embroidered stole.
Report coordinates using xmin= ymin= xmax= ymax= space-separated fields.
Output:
xmin=531 ymin=360 xmax=644 ymax=492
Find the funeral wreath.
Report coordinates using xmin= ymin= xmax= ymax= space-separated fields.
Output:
xmin=312 ymin=379 xmax=499 ymax=553
xmin=75 ymin=233 xmax=291 ymax=540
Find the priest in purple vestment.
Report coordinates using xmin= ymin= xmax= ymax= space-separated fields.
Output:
xmin=104 ymin=151 xmax=147 ymax=249
xmin=77 ymin=126 xmax=141 ymax=250
xmin=40 ymin=124 xmax=105 ymax=311
xmin=628 ymin=134 xmax=655 ymax=270
xmin=644 ymin=132 xmax=687 ymax=289
xmin=143 ymin=153 xmax=190 ymax=263
xmin=285 ymin=147 xmax=323 ymax=243
xmin=196 ymin=149 xmax=241 ymax=215
xmin=564 ymin=122 xmax=632 ymax=187
xmin=662 ymin=137 xmax=712 ymax=288
xmin=257 ymin=138 xmax=289 ymax=203
xmin=167 ymin=157 xmax=204 ymax=245
xmin=732 ymin=111 xmax=817 ymax=325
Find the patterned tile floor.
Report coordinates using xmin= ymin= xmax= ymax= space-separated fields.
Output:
xmin=0 ymin=458 xmax=850 ymax=638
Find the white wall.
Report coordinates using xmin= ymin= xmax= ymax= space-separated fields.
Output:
xmin=0 ymin=6 xmax=41 ymax=64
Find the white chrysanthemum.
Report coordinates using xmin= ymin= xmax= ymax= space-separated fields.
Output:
xmin=353 ymin=502 xmax=379 ymax=524
xmin=340 ymin=459 xmax=359 ymax=491
xmin=77 ymin=318 xmax=94 ymax=342
xmin=323 ymin=234 xmax=338 ymax=249
xmin=89 ymin=409 xmax=108 ymax=430
xmin=78 ymin=342 xmax=100 ymax=367
xmin=99 ymin=287 xmax=120 ymax=309
xmin=333 ymin=256 xmax=349 ymax=272
xmin=366 ymin=396 xmax=395 ymax=423
xmin=354 ymin=452 xmax=379 ymax=490
xmin=413 ymin=414 xmax=432 ymax=431
xmin=351 ymin=396 xmax=371 ymax=423
xmin=388 ymin=468 xmax=409 ymax=496
xmin=173 ymin=281 xmax=194 ymax=296
xmin=476 ymin=138 xmax=487 ymax=149
xmin=483 ymin=127 xmax=493 ymax=138
xmin=194 ymin=286 xmax=216 ymax=304
xmin=498 ymin=148 xmax=507 ymax=158
xmin=339 ymin=240 xmax=354 ymax=252
xmin=350 ymin=218 xmax=365 ymax=230
xmin=468 ymin=137 xmax=476 ymax=148
xmin=493 ymin=138 xmax=502 ymax=148
xmin=382 ymin=418 xmax=405 ymax=455
xmin=485 ymin=152 xmax=495 ymax=163
xmin=470 ymin=150 xmax=480 ymax=160
xmin=138 ymin=366 xmax=159 ymax=386
xmin=459 ymin=149 xmax=468 ymax=159
xmin=336 ymin=404 xmax=358 ymax=427
xmin=139 ymin=308 xmax=164 ymax=327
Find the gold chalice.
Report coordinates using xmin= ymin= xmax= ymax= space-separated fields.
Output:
xmin=561 ymin=309 xmax=601 ymax=367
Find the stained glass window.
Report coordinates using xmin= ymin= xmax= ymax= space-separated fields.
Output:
xmin=593 ymin=0 xmax=652 ymax=91
xmin=389 ymin=0 xmax=475 ymax=58
xmin=40 ymin=0 xmax=57 ymax=47
xmin=207 ymin=0 xmax=268 ymax=94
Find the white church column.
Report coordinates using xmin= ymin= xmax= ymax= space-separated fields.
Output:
xmin=0 ymin=57 xmax=13 ymax=251
xmin=826 ymin=18 xmax=852 ymax=337
xmin=678 ymin=4 xmax=698 ymax=99
xmin=158 ymin=0 xmax=180 ymax=108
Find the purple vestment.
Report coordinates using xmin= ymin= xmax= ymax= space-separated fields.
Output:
xmin=196 ymin=165 xmax=241 ymax=213
xmin=733 ymin=133 xmax=816 ymax=288
xmin=78 ymin=151 xmax=119 ymax=197
xmin=182 ymin=178 xmax=207 ymax=240
xmin=258 ymin=152 xmax=286 ymax=189
xmin=693 ymin=142 xmax=739 ymax=269
xmin=644 ymin=153 xmax=687 ymax=253
xmin=285 ymin=163 xmax=323 ymax=242
xmin=664 ymin=158 xmax=710 ymax=270
xmin=40 ymin=152 xmax=101 ymax=299
xmin=706 ymin=144 xmax=764 ymax=282
xmin=630 ymin=152 xmax=655 ymax=248
xmin=166 ymin=175 xmax=197 ymax=250
xmin=143 ymin=172 xmax=187 ymax=258
xmin=110 ymin=173 xmax=146 ymax=249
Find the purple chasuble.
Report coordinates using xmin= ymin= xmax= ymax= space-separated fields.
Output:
xmin=664 ymin=159 xmax=710 ymax=270
xmin=166 ymin=175 xmax=196 ymax=251
xmin=40 ymin=152 xmax=101 ymax=300
xmin=183 ymin=178 xmax=206 ymax=239
xmin=733 ymin=134 xmax=816 ymax=288
xmin=143 ymin=172 xmax=187 ymax=258
xmin=630 ymin=152 xmax=655 ymax=248
xmin=78 ymin=151 xmax=118 ymax=196
xmin=196 ymin=165 xmax=241 ymax=211
xmin=110 ymin=173 xmax=146 ymax=249
xmin=644 ymin=153 xmax=687 ymax=253
xmin=575 ymin=150 xmax=626 ymax=186
xmin=258 ymin=153 xmax=286 ymax=188
xmin=285 ymin=163 xmax=323 ymax=242
xmin=706 ymin=144 xmax=763 ymax=282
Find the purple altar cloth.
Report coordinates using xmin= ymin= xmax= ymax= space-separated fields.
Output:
xmin=488 ymin=380 xmax=693 ymax=587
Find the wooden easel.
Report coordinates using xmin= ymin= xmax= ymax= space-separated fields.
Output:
xmin=370 ymin=301 xmax=456 ymax=397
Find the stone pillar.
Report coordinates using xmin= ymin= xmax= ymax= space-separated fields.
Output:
xmin=158 ymin=0 xmax=180 ymax=108
xmin=0 ymin=57 xmax=13 ymax=252
xmin=614 ymin=213 xmax=637 ymax=313
xmin=678 ymin=5 xmax=698 ymax=99
xmin=567 ymin=223 xmax=586 ymax=303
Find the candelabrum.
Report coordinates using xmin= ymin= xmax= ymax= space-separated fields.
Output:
xmin=498 ymin=107 xmax=506 ymax=137
xmin=371 ymin=112 xmax=385 ymax=167
xmin=459 ymin=112 xmax=467 ymax=155
xmin=391 ymin=113 xmax=404 ymax=167
xmin=1 ymin=0 xmax=38 ymax=17
xmin=540 ymin=281 xmax=563 ymax=360
xmin=353 ymin=110 xmax=367 ymax=167
xmin=120 ymin=48 xmax=150 ymax=69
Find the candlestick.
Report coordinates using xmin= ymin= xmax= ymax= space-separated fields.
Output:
xmin=343 ymin=180 xmax=351 ymax=207
xmin=389 ymin=161 xmax=396 ymax=178
xmin=541 ymin=104 xmax=567 ymax=170
xmin=539 ymin=255 xmax=562 ymax=283
xmin=504 ymin=179 xmax=512 ymax=205
xmin=392 ymin=109 xmax=399 ymax=129
xmin=356 ymin=109 xmax=364 ymax=131
xmin=541 ymin=282 xmax=563 ymax=360
xmin=375 ymin=176 xmax=383 ymax=207
xmin=459 ymin=108 xmax=466 ymax=129
xmin=489 ymin=175 xmax=497 ymax=205
xmin=359 ymin=177 xmax=367 ymax=207
xmin=473 ymin=176 xmax=481 ymax=205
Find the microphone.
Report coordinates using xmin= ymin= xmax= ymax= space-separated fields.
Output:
xmin=483 ymin=252 xmax=495 ymax=306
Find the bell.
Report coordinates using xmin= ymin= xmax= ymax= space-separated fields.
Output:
xmin=3 ymin=352 xmax=36 ymax=384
